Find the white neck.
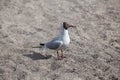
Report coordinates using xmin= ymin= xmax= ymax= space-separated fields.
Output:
xmin=58 ymin=23 xmax=70 ymax=45
xmin=59 ymin=23 xmax=69 ymax=36
xmin=61 ymin=27 xmax=68 ymax=35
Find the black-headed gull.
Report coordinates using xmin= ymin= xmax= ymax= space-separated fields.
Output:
xmin=40 ymin=22 xmax=76 ymax=60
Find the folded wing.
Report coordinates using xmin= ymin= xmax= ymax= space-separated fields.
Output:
xmin=46 ymin=41 xmax=63 ymax=49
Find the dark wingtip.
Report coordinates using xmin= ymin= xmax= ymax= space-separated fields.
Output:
xmin=32 ymin=43 xmax=45 ymax=48
xmin=40 ymin=43 xmax=45 ymax=46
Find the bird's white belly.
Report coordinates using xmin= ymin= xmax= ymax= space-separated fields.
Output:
xmin=56 ymin=39 xmax=70 ymax=50
xmin=61 ymin=36 xmax=70 ymax=49
xmin=63 ymin=35 xmax=70 ymax=45
xmin=57 ymin=29 xmax=70 ymax=50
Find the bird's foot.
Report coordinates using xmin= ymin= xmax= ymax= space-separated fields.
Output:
xmin=61 ymin=55 xmax=66 ymax=58
xmin=56 ymin=56 xmax=63 ymax=60
xmin=56 ymin=56 xmax=66 ymax=60
xmin=56 ymin=58 xmax=62 ymax=60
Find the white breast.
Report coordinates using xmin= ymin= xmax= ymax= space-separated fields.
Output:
xmin=59 ymin=24 xmax=70 ymax=48
xmin=62 ymin=33 xmax=70 ymax=46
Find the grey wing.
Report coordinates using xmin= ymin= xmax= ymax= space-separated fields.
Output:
xmin=46 ymin=41 xmax=63 ymax=50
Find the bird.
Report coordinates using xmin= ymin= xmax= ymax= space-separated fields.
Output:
xmin=40 ymin=22 xmax=76 ymax=60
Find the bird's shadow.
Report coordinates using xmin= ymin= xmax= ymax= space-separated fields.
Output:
xmin=23 ymin=51 xmax=52 ymax=60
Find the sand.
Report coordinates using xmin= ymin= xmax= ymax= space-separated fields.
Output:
xmin=0 ymin=0 xmax=120 ymax=80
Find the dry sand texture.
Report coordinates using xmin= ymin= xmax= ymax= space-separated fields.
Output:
xmin=0 ymin=0 xmax=120 ymax=80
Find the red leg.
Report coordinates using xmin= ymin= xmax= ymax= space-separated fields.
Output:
xmin=61 ymin=49 xmax=66 ymax=58
xmin=57 ymin=51 xmax=62 ymax=60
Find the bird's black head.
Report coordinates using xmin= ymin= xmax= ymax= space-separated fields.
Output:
xmin=63 ymin=22 xmax=76 ymax=30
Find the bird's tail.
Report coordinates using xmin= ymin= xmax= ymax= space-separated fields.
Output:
xmin=40 ymin=43 xmax=45 ymax=46
xmin=32 ymin=43 xmax=47 ymax=54
xmin=40 ymin=43 xmax=47 ymax=53
xmin=32 ymin=43 xmax=45 ymax=48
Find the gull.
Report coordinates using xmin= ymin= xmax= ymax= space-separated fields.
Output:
xmin=40 ymin=22 xmax=76 ymax=60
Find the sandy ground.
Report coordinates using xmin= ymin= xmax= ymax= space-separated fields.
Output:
xmin=0 ymin=0 xmax=120 ymax=80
